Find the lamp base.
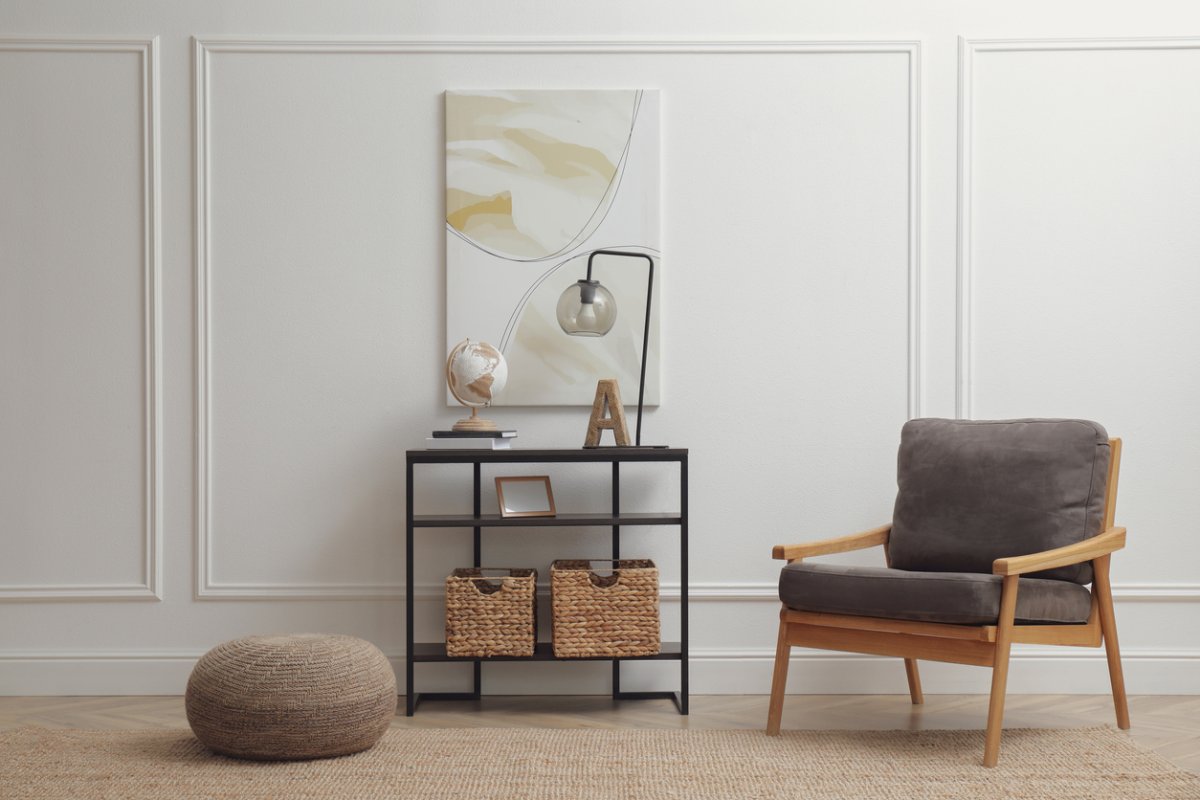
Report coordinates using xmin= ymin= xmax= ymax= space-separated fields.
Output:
xmin=583 ymin=444 xmax=669 ymax=449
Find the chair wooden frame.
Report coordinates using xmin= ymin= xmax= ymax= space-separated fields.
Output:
xmin=766 ymin=439 xmax=1128 ymax=767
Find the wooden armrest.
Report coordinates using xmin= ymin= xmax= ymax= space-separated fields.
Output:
xmin=772 ymin=524 xmax=891 ymax=562
xmin=992 ymin=528 xmax=1127 ymax=576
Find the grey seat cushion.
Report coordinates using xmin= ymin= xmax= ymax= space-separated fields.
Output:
xmin=890 ymin=419 xmax=1110 ymax=584
xmin=779 ymin=562 xmax=1093 ymax=625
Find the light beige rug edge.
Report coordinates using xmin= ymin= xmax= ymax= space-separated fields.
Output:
xmin=3 ymin=726 xmax=1198 ymax=799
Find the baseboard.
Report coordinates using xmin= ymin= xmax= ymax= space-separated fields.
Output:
xmin=2 ymin=648 xmax=1197 ymax=696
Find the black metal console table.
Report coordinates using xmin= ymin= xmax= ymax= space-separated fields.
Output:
xmin=405 ymin=447 xmax=688 ymax=715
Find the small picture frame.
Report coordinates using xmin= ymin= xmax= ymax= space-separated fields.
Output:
xmin=496 ymin=475 xmax=556 ymax=518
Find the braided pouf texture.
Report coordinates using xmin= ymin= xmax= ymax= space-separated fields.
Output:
xmin=185 ymin=634 xmax=396 ymax=761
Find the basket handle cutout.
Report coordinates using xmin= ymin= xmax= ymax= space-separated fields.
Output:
xmin=457 ymin=568 xmax=533 ymax=596
xmin=588 ymin=571 xmax=621 ymax=588
xmin=470 ymin=579 xmax=507 ymax=595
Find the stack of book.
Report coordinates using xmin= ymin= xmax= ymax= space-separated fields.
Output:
xmin=426 ymin=430 xmax=517 ymax=449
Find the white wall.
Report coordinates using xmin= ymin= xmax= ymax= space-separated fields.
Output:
xmin=2 ymin=1 xmax=1199 ymax=697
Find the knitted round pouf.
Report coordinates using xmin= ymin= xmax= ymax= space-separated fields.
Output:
xmin=186 ymin=634 xmax=395 ymax=761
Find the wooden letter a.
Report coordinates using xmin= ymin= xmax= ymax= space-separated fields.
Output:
xmin=584 ymin=379 xmax=630 ymax=447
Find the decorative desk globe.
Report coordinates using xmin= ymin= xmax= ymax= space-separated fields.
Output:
xmin=446 ymin=339 xmax=508 ymax=432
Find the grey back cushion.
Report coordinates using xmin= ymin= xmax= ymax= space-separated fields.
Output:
xmin=889 ymin=419 xmax=1110 ymax=584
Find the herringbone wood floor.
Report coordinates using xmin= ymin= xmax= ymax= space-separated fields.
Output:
xmin=2 ymin=694 xmax=1198 ymax=773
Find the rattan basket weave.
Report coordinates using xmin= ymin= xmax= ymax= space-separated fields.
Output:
xmin=185 ymin=634 xmax=395 ymax=761
xmin=551 ymin=559 xmax=660 ymax=658
xmin=445 ymin=568 xmax=537 ymax=657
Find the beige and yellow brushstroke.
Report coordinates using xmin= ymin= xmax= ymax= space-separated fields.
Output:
xmin=445 ymin=90 xmax=638 ymax=260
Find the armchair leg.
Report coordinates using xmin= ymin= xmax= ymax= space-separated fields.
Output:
xmin=904 ymin=658 xmax=923 ymax=705
xmin=983 ymin=575 xmax=1019 ymax=767
xmin=766 ymin=614 xmax=790 ymax=735
xmin=1094 ymin=556 xmax=1130 ymax=729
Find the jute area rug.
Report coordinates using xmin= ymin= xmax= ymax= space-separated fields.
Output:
xmin=3 ymin=726 xmax=1198 ymax=799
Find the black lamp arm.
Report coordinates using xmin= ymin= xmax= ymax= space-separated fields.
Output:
xmin=585 ymin=249 xmax=654 ymax=447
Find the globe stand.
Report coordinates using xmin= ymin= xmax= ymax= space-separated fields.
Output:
xmin=452 ymin=407 xmax=499 ymax=433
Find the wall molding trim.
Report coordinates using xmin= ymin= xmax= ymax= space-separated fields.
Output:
xmin=680 ymin=581 xmax=1200 ymax=603
xmin=0 ymin=36 xmax=162 ymax=602
xmin=193 ymin=37 xmax=923 ymax=600
xmin=512 ymin=581 xmax=1200 ymax=603
xmin=0 ymin=36 xmax=159 ymax=52
xmin=199 ymin=583 xmax=408 ymax=601
xmin=192 ymin=37 xmax=921 ymax=54
xmin=190 ymin=580 xmax=1200 ymax=603
xmin=955 ymin=35 xmax=1200 ymax=418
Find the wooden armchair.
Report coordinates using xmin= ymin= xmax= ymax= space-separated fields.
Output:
xmin=765 ymin=419 xmax=1128 ymax=767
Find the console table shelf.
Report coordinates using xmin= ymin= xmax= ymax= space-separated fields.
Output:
xmin=411 ymin=512 xmax=683 ymax=528
xmin=408 ymin=447 xmax=688 ymax=464
xmin=410 ymin=641 xmax=683 ymax=662
xmin=405 ymin=447 xmax=688 ymax=716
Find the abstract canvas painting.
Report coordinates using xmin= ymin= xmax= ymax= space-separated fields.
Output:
xmin=445 ymin=89 xmax=660 ymax=406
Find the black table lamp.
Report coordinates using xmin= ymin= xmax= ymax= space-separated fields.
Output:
xmin=555 ymin=249 xmax=654 ymax=446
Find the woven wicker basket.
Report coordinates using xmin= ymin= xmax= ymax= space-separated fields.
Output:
xmin=550 ymin=559 xmax=660 ymax=658
xmin=445 ymin=568 xmax=537 ymax=658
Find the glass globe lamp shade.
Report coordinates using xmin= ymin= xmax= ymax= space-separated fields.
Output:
xmin=556 ymin=279 xmax=617 ymax=336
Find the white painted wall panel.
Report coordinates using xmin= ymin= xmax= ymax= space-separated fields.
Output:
xmin=196 ymin=43 xmax=914 ymax=599
xmin=201 ymin=52 xmax=413 ymax=593
xmin=963 ymin=41 xmax=1200 ymax=587
xmin=0 ymin=42 xmax=158 ymax=598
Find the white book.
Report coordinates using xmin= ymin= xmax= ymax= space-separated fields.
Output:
xmin=424 ymin=437 xmax=514 ymax=450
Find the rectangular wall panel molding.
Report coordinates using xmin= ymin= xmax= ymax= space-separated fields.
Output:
xmin=956 ymin=36 xmax=1200 ymax=419
xmin=192 ymin=38 xmax=922 ymax=600
xmin=0 ymin=37 xmax=162 ymax=601
xmin=954 ymin=35 xmax=1200 ymax=596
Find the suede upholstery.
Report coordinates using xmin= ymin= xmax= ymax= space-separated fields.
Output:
xmin=888 ymin=419 xmax=1110 ymax=584
xmin=779 ymin=562 xmax=1093 ymax=625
